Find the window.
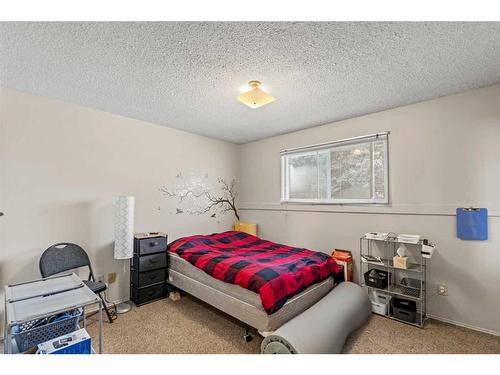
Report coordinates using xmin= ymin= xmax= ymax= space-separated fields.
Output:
xmin=281 ymin=133 xmax=389 ymax=204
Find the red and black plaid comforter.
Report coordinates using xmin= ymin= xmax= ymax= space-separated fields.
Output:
xmin=168 ymin=231 xmax=341 ymax=314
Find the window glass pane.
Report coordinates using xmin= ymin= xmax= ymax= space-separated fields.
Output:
xmin=331 ymin=143 xmax=372 ymax=199
xmin=288 ymin=153 xmax=318 ymax=199
xmin=317 ymin=152 xmax=329 ymax=199
xmin=282 ymin=135 xmax=388 ymax=203
xmin=373 ymin=140 xmax=386 ymax=199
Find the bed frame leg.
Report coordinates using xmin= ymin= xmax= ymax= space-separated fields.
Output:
xmin=244 ymin=326 xmax=253 ymax=342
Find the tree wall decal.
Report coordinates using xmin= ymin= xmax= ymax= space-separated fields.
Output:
xmin=161 ymin=176 xmax=240 ymax=221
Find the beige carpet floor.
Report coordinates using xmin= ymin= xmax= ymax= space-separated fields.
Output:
xmin=82 ymin=295 xmax=500 ymax=354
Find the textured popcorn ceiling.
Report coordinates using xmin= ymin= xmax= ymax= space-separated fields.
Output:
xmin=1 ymin=22 xmax=500 ymax=143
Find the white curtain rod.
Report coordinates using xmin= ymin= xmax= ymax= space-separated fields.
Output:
xmin=280 ymin=131 xmax=390 ymax=155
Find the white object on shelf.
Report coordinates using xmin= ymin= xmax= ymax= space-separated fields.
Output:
xmin=397 ymin=234 xmax=421 ymax=244
xmin=369 ymin=291 xmax=391 ymax=315
xmin=421 ymin=244 xmax=436 ymax=259
xmin=396 ymin=246 xmax=408 ymax=257
xmin=361 ymin=254 xmax=384 ymax=265
xmin=364 ymin=232 xmax=388 ymax=240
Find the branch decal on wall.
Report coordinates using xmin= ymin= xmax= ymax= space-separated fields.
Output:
xmin=160 ymin=173 xmax=239 ymax=221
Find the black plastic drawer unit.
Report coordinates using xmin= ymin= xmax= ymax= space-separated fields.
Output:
xmin=131 ymin=283 xmax=168 ymax=306
xmin=133 ymin=252 xmax=167 ymax=273
xmin=130 ymin=233 xmax=169 ymax=306
xmin=131 ymin=268 xmax=166 ymax=288
xmin=135 ymin=236 xmax=168 ymax=256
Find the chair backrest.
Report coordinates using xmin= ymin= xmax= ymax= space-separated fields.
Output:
xmin=39 ymin=243 xmax=91 ymax=278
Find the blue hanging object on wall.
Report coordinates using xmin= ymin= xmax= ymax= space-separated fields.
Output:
xmin=456 ymin=208 xmax=488 ymax=240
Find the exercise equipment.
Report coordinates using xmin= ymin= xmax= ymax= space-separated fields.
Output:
xmin=261 ymin=282 xmax=370 ymax=354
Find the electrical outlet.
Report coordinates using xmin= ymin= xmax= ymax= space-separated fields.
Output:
xmin=107 ymin=272 xmax=117 ymax=284
xmin=438 ymin=283 xmax=448 ymax=296
xmin=96 ymin=274 xmax=104 ymax=283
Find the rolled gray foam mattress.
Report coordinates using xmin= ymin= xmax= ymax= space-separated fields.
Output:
xmin=261 ymin=282 xmax=371 ymax=354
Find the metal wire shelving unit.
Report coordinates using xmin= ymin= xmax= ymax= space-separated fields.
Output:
xmin=359 ymin=236 xmax=427 ymax=328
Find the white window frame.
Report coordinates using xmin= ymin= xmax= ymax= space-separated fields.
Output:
xmin=280 ymin=132 xmax=389 ymax=205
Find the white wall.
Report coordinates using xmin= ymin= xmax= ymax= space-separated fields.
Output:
xmin=0 ymin=88 xmax=239 ymax=331
xmin=239 ymin=84 xmax=500 ymax=335
xmin=2 ymin=84 xmax=500 ymax=337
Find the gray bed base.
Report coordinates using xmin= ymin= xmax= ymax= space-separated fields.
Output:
xmin=168 ymin=268 xmax=333 ymax=332
xmin=261 ymin=282 xmax=371 ymax=354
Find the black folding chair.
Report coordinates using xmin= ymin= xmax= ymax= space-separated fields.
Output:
xmin=39 ymin=243 xmax=115 ymax=323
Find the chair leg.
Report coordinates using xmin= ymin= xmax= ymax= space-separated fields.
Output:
xmin=98 ymin=293 xmax=114 ymax=323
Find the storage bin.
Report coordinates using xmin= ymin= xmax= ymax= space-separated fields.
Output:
xmin=398 ymin=277 xmax=421 ymax=298
xmin=13 ymin=309 xmax=82 ymax=352
xmin=364 ymin=269 xmax=389 ymax=289
xmin=369 ymin=291 xmax=391 ymax=315
xmin=391 ymin=297 xmax=417 ymax=323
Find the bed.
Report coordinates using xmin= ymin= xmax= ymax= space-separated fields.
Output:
xmin=167 ymin=231 xmax=344 ymax=332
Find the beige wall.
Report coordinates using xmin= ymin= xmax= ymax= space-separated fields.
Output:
xmin=1 ymin=84 xmax=500 ymax=337
xmin=239 ymin=84 xmax=500 ymax=335
xmin=0 ymin=88 xmax=239 ymax=329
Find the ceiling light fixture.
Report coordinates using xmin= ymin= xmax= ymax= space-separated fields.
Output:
xmin=237 ymin=80 xmax=276 ymax=109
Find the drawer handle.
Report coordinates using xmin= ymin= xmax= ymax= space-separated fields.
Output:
xmin=148 ymin=258 xmax=158 ymax=264
xmin=147 ymin=291 xmax=155 ymax=296
xmin=149 ymin=242 xmax=159 ymax=247
xmin=149 ymin=274 xmax=157 ymax=280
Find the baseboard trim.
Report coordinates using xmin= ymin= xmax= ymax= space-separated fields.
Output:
xmin=427 ymin=314 xmax=500 ymax=337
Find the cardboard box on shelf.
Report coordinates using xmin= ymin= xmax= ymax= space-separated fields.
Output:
xmin=331 ymin=249 xmax=353 ymax=282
